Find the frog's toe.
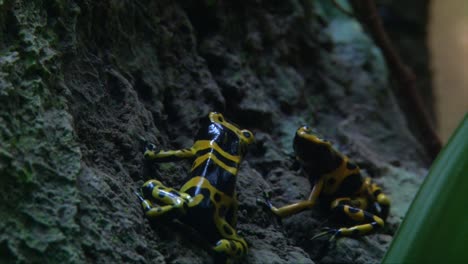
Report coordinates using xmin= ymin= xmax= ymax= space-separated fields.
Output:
xmin=311 ymin=227 xmax=338 ymax=241
xmin=135 ymin=191 xmax=145 ymax=202
xmin=143 ymin=143 xmax=158 ymax=159
xmin=255 ymin=197 xmax=270 ymax=209
xmin=136 ymin=195 xmax=154 ymax=212
xmin=256 ymin=189 xmax=274 ymax=208
xmin=262 ymin=189 xmax=272 ymax=200
xmin=145 ymin=143 xmax=156 ymax=151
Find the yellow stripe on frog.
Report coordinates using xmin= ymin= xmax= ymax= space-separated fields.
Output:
xmin=191 ymin=152 xmax=238 ymax=176
xmin=193 ymin=140 xmax=241 ymax=163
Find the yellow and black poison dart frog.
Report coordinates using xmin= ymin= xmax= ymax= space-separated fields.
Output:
xmin=264 ymin=126 xmax=390 ymax=239
xmin=136 ymin=112 xmax=254 ymax=259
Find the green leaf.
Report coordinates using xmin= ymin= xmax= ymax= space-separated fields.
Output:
xmin=382 ymin=113 xmax=468 ymax=263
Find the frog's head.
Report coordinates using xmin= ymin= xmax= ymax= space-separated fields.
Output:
xmin=208 ymin=112 xmax=255 ymax=146
xmin=293 ymin=126 xmax=333 ymax=163
xmin=293 ymin=126 xmax=346 ymax=175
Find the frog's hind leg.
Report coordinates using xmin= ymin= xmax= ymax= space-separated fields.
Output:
xmin=213 ymin=218 xmax=248 ymax=259
xmin=365 ymin=177 xmax=391 ymax=220
xmin=212 ymin=196 xmax=248 ymax=259
xmin=137 ymin=179 xmax=191 ymax=218
xmin=312 ymin=197 xmax=384 ymax=239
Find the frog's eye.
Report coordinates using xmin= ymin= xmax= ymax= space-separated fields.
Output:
xmin=241 ymin=130 xmax=254 ymax=144
xmin=218 ymin=116 xmax=224 ymax=122
xmin=301 ymin=126 xmax=310 ymax=132
xmin=298 ymin=126 xmax=311 ymax=135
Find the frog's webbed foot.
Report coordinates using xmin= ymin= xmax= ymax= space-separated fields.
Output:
xmin=213 ymin=238 xmax=247 ymax=259
xmin=137 ymin=135 xmax=150 ymax=150
xmin=143 ymin=142 xmax=158 ymax=159
xmin=135 ymin=190 xmax=175 ymax=218
xmin=311 ymin=227 xmax=340 ymax=241
xmin=135 ymin=191 xmax=152 ymax=211
xmin=256 ymin=189 xmax=283 ymax=225
xmin=135 ymin=191 xmax=144 ymax=203
xmin=138 ymin=179 xmax=189 ymax=219
xmin=256 ymin=189 xmax=273 ymax=210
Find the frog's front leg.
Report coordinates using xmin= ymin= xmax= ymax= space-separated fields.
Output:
xmin=144 ymin=143 xmax=195 ymax=162
xmin=262 ymin=178 xmax=324 ymax=218
xmin=137 ymin=179 xmax=194 ymax=218
xmin=313 ymin=197 xmax=384 ymax=239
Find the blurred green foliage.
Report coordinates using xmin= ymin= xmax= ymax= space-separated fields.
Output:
xmin=383 ymin=113 xmax=468 ymax=263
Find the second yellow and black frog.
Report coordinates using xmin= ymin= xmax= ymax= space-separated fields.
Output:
xmin=136 ymin=112 xmax=254 ymax=259
xmin=263 ymin=126 xmax=390 ymax=239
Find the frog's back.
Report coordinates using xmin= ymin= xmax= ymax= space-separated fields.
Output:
xmin=185 ymin=123 xmax=243 ymax=197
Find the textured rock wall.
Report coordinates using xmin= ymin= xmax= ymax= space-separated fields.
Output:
xmin=0 ymin=1 xmax=427 ymax=263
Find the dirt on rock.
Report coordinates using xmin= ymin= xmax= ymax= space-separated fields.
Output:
xmin=0 ymin=1 xmax=428 ymax=263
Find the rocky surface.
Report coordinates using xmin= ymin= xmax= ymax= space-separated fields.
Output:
xmin=0 ymin=0 xmax=428 ymax=263
xmin=377 ymin=0 xmax=434 ymax=119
